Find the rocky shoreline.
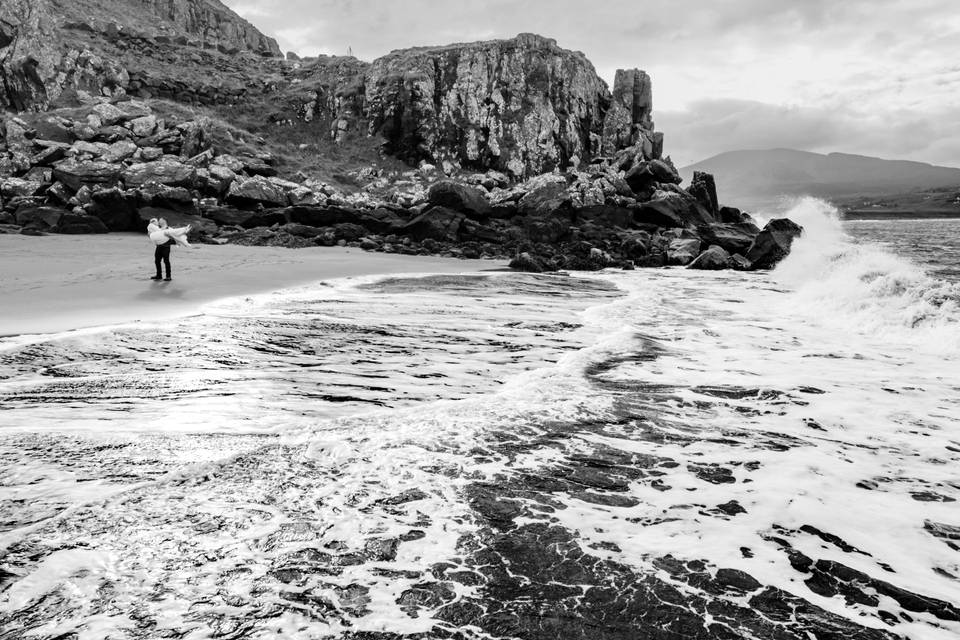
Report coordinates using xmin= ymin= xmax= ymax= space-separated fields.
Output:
xmin=0 ymin=97 xmax=802 ymax=274
xmin=0 ymin=1 xmax=803 ymax=273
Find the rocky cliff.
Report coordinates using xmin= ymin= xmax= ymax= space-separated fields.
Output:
xmin=0 ymin=0 xmax=280 ymax=111
xmin=2 ymin=4 xmax=663 ymax=177
xmin=293 ymin=34 xmax=663 ymax=177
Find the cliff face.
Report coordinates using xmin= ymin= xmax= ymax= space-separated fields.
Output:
xmin=296 ymin=34 xmax=662 ymax=176
xmin=1 ymin=0 xmax=662 ymax=177
xmin=362 ymin=34 xmax=611 ymax=176
xmin=0 ymin=0 xmax=280 ymax=111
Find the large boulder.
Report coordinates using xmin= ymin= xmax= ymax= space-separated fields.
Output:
xmin=401 ymin=206 xmax=464 ymax=242
xmin=52 ymin=161 xmax=122 ymax=191
xmin=666 ymin=238 xmax=702 ymax=266
xmin=635 ymin=193 xmax=714 ymax=228
xmin=509 ymin=252 xmax=558 ymax=273
xmin=523 ymin=216 xmax=570 ymax=243
xmin=15 ymin=205 xmax=64 ymax=230
xmin=687 ymin=245 xmax=730 ymax=270
xmin=1 ymin=178 xmax=43 ymax=198
xmin=226 ymin=175 xmax=288 ymax=209
xmin=688 ymin=171 xmax=719 ymax=215
xmin=123 ymin=158 xmax=197 ymax=189
xmin=746 ymin=218 xmax=804 ymax=269
xmin=87 ymin=188 xmax=140 ymax=231
xmin=203 ymin=206 xmax=287 ymax=229
xmin=517 ymin=177 xmax=572 ymax=218
xmin=55 ymin=213 xmax=109 ymax=234
xmin=427 ymin=180 xmax=492 ymax=219
xmin=697 ymin=222 xmax=760 ymax=255
xmin=624 ymin=159 xmax=682 ymax=193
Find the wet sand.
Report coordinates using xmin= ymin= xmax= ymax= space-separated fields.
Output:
xmin=0 ymin=234 xmax=506 ymax=337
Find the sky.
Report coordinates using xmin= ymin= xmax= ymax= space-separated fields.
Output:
xmin=223 ymin=0 xmax=960 ymax=167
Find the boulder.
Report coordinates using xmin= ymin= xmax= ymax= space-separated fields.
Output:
xmin=101 ymin=140 xmax=139 ymax=163
xmin=138 ymin=183 xmax=195 ymax=211
xmin=31 ymin=141 xmax=70 ymax=166
xmin=624 ymin=159 xmax=682 ymax=193
xmin=635 ymin=193 xmax=714 ymax=227
xmin=87 ymin=188 xmax=141 ymax=231
xmin=687 ymin=245 xmax=730 ymax=270
xmin=92 ymin=103 xmax=124 ymax=127
xmin=523 ymin=216 xmax=569 ymax=243
xmin=697 ymin=222 xmax=760 ymax=255
xmin=728 ymin=253 xmax=752 ymax=271
xmin=125 ymin=115 xmax=158 ymax=138
xmin=746 ymin=218 xmax=804 ymax=269
xmin=509 ymin=252 xmax=557 ymax=273
xmin=55 ymin=213 xmax=109 ymax=234
xmin=518 ymin=178 xmax=572 ymax=218
xmin=123 ymin=158 xmax=197 ymax=188
xmin=15 ymin=205 xmax=66 ymax=230
xmin=203 ymin=206 xmax=287 ymax=229
xmin=719 ymin=206 xmax=750 ymax=224
xmin=688 ymin=171 xmax=719 ymax=215
xmin=226 ymin=175 xmax=287 ymax=208
xmin=620 ymin=233 xmax=651 ymax=260
xmin=1 ymin=178 xmax=43 ymax=198
xmin=666 ymin=238 xmax=702 ymax=266
xmin=427 ymin=180 xmax=492 ymax=219
xmin=633 ymin=199 xmax=684 ymax=228
xmin=401 ymin=206 xmax=464 ymax=242
xmin=52 ymin=161 xmax=122 ymax=191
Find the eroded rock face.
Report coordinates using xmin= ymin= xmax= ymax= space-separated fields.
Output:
xmin=363 ymin=34 xmax=655 ymax=177
xmin=0 ymin=0 xmax=280 ymax=112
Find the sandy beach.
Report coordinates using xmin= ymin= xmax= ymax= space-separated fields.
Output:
xmin=0 ymin=234 xmax=507 ymax=337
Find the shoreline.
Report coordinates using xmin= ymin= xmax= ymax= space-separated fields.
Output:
xmin=0 ymin=234 xmax=507 ymax=338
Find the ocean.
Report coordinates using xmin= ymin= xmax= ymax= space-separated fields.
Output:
xmin=0 ymin=198 xmax=958 ymax=639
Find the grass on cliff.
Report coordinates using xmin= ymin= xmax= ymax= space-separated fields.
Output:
xmin=146 ymin=100 xmax=404 ymax=187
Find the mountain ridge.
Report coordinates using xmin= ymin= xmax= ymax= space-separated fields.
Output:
xmin=681 ymin=148 xmax=960 ymax=207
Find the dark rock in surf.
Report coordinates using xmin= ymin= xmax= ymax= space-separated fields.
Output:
xmin=687 ymin=245 xmax=731 ymax=270
xmin=746 ymin=218 xmax=804 ymax=270
xmin=697 ymin=222 xmax=760 ymax=255
xmin=509 ymin=252 xmax=557 ymax=273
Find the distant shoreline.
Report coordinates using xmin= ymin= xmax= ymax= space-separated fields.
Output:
xmin=841 ymin=211 xmax=960 ymax=221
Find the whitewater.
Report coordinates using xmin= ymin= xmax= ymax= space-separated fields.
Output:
xmin=0 ymin=198 xmax=957 ymax=639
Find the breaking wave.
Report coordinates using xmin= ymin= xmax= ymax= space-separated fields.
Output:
xmin=772 ymin=197 xmax=960 ymax=349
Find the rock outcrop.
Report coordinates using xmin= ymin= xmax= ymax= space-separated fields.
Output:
xmin=0 ymin=2 xmax=805 ymax=272
xmin=360 ymin=34 xmax=656 ymax=176
xmin=0 ymin=0 xmax=280 ymax=112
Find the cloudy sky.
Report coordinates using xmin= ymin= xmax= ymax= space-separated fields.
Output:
xmin=224 ymin=0 xmax=960 ymax=167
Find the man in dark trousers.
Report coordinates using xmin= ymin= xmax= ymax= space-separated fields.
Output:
xmin=146 ymin=218 xmax=175 ymax=281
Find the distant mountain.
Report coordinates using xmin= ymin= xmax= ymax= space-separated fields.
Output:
xmin=680 ymin=149 xmax=960 ymax=209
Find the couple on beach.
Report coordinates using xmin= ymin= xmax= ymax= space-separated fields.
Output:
xmin=147 ymin=218 xmax=191 ymax=281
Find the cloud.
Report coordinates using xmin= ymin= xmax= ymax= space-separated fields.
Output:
xmin=221 ymin=0 xmax=960 ymax=166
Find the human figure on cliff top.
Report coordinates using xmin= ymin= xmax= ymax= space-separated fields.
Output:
xmin=147 ymin=218 xmax=191 ymax=282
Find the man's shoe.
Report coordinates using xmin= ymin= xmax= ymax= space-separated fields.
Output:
xmin=151 ymin=275 xmax=163 ymax=280
xmin=164 ymin=277 xmax=172 ymax=281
